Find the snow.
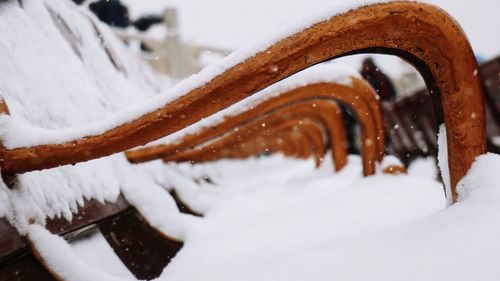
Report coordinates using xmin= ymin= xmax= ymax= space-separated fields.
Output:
xmin=0 ymin=0 xmax=190 ymax=237
xmin=69 ymin=231 xmax=136 ymax=280
xmin=0 ymin=0 xmax=384 ymax=149
xmin=3 ymin=157 xmax=123 ymax=233
xmin=26 ymin=151 xmax=500 ymax=281
xmin=47 ymin=152 xmax=500 ymax=281
xmin=118 ymin=159 xmax=201 ymax=240
xmin=437 ymin=124 xmax=453 ymax=205
xmin=378 ymin=155 xmax=404 ymax=171
xmin=28 ymin=224 xmax=128 ymax=281
xmin=408 ymin=157 xmax=438 ymax=180
xmin=27 ymin=154 xmax=449 ymax=281
xmin=152 ymin=154 xmax=500 ymax=281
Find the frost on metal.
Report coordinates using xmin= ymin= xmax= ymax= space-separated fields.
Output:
xmin=0 ymin=0 xmax=183 ymax=235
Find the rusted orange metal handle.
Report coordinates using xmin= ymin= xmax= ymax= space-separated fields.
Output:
xmin=163 ymin=101 xmax=336 ymax=166
xmin=238 ymin=121 xmax=326 ymax=165
xmin=127 ymin=78 xmax=383 ymax=165
xmin=1 ymin=2 xmax=484 ymax=202
xmin=164 ymin=116 xmax=327 ymax=163
xmin=197 ymin=120 xmax=324 ymax=163
xmin=271 ymin=120 xmax=326 ymax=164
xmin=195 ymin=124 xmax=319 ymax=161
xmin=154 ymin=84 xmax=382 ymax=175
xmin=227 ymin=130 xmax=310 ymax=160
xmin=172 ymin=117 xmax=327 ymax=166
xmin=164 ymin=100 xmax=345 ymax=169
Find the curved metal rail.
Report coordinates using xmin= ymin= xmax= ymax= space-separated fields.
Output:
xmin=126 ymin=77 xmax=383 ymax=166
xmin=1 ymin=1 xmax=484 ymax=201
xmin=169 ymin=115 xmax=328 ymax=167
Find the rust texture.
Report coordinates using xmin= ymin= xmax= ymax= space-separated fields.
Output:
xmin=2 ymin=2 xmax=483 ymax=199
xmin=205 ymin=127 xmax=312 ymax=161
xmin=164 ymin=100 xmax=353 ymax=171
xmin=223 ymin=125 xmax=322 ymax=162
xmin=126 ymin=78 xmax=383 ymax=166
xmin=383 ymin=165 xmax=407 ymax=175
xmin=171 ymin=117 xmax=328 ymax=167
xmin=155 ymin=83 xmax=382 ymax=174
xmin=0 ymin=2 xmax=484 ymax=202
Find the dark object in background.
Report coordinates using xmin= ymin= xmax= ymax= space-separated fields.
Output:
xmin=71 ymin=0 xmax=85 ymax=5
xmin=360 ymin=57 xmax=397 ymax=102
xmin=364 ymin=55 xmax=500 ymax=165
xmin=383 ymin=89 xmax=437 ymax=165
xmin=359 ymin=57 xmax=406 ymax=158
xmin=359 ymin=57 xmax=438 ymax=164
xmin=340 ymin=106 xmax=359 ymax=155
xmin=133 ymin=15 xmax=164 ymax=31
xmin=479 ymin=57 xmax=500 ymax=153
xmin=342 ymin=57 xmax=399 ymax=155
xmin=133 ymin=15 xmax=165 ymax=52
xmin=89 ymin=0 xmax=130 ymax=28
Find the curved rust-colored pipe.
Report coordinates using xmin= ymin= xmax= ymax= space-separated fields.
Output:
xmin=166 ymin=121 xmax=312 ymax=161
xmin=281 ymin=134 xmax=299 ymax=157
xmin=165 ymin=96 xmax=380 ymax=174
xmin=258 ymin=124 xmax=323 ymax=163
xmin=221 ymin=132 xmax=301 ymax=159
xmin=241 ymin=135 xmax=299 ymax=158
xmin=242 ymin=136 xmax=283 ymax=156
xmin=229 ymin=135 xmax=287 ymax=158
xmin=292 ymin=129 xmax=315 ymax=160
xmin=248 ymin=134 xmax=299 ymax=158
xmin=165 ymin=100 xmax=344 ymax=169
xmin=208 ymin=119 xmax=326 ymax=165
xmin=250 ymin=121 xmax=323 ymax=161
xmin=165 ymin=101 xmax=340 ymax=167
xmin=127 ymin=78 xmax=382 ymax=165
xmin=167 ymin=116 xmax=327 ymax=167
xmin=383 ymin=165 xmax=407 ymax=175
xmin=1 ymin=2 xmax=484 ymax=202
xmin=227 ymin=127 xmax=319 ymax=161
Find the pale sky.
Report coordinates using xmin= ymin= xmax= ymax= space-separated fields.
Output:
xmin=123 ymin=0 xmax=500 ymax=59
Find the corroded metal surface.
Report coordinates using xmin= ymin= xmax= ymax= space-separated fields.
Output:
xmin=2 ymin=3 xmax=484 ymax=202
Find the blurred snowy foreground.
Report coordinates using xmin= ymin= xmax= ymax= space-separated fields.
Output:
xmin=30 ymin=153 xmax=500 ymax=281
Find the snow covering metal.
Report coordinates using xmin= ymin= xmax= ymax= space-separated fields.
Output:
xmin=127 ymin=75 xmax=383 ymax=176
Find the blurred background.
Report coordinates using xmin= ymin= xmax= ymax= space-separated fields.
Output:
xmin=122 ymin=0 xmax=500 ymax=57
xmin=82 ymin=0 xmax=500 ymax=79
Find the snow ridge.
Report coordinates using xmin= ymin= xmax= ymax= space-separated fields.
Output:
xmin=0 ymin=0 xmax=186 ymax=236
